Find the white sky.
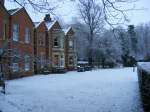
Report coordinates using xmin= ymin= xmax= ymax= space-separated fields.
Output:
xmin=5 ymin=0 xmax=150 ymax=26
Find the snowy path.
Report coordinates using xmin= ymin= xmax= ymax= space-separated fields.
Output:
xmin=0 ymin=68 xmax=143 ymax=112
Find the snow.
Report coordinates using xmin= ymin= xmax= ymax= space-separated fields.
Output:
xmin=0 ymin=68 xmax=143 ymax=112
xmin=8 ymin=8 xmax=22 ymax=15
xmin=138 ymin=62 xmax=150 ymax=73
xmin=5 ymin=0 xmax=79 ymax=24
xmin=77 ymin=61 xmax=88 ymax=64
xmin=34 ymin=22 xmax=41 ymax=28
xmin=63 ymin=27 xmax=72 ymax=35
xmin=45 ymin=21 xmax=57 ymax=30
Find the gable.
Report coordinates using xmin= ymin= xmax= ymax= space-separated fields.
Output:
xmin=36 ymin=21 xmax=47 ymax=31
xmin=51 ymin=21 xmax=61 ymax=30
xmin=0 ymin=3 xmax=9 ymax=17
xmin=11 ymin=8 xmax=34 ymax=27
xmin=65 ymin=27 xmax=74 ymax=36
xmin=67 ymin=28 xmax=74 ymax=35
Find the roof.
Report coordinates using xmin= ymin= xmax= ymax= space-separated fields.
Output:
xmin=63 ymin=26 xmax=72 ymax=35
xmin=138 ymin=62 xmax=150 ymax=73
xmin=8 ymin=8 xmax=21 ymax=15
xmin=0 ymin=2 xmax=10 ymax=15
xmin=8 ymin=7 xmax=34 ymax=26
xmin=63 ymin=27 xmax=72 ymax=35
xmin=34 ymin=22 xmax=41 ymax=28
xmin=45 ymin=20 xmax=57 ymax=30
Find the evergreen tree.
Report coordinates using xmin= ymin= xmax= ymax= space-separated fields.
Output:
xmin=128 ymin=25 xmax=137 ymax=58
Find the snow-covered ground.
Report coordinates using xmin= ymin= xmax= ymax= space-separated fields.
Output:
xmin=0 ymin=68 xmax=143 ymax=112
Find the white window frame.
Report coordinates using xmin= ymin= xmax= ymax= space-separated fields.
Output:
xmin=12 ymin=63 xmax=19 ymax=72
xmin=40 ymin=54 xmax=45 ymax=69
xmin=54 ymin=37 xmax=59 ymax=47
xmin=13 ymin=24 xmax=19 ymax=41
xmin=25 ymin=27 xmax=30 ymax=43
xmin=24 ymin=63 xmax=30 ymax=71
xmin=24 ymin=55 xmax=30 ymax=71
xmin=60 ymin=55 xmax=64 ymax=67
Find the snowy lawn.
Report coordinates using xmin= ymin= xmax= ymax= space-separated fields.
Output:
xmin=0 ymin=68 xmax=143 ymax=112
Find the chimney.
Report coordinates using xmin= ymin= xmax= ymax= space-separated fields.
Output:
xmin=44 ymin=14 xmax=52 ymax=22
xmin=0 ymin=0 xmax=4 ymax=6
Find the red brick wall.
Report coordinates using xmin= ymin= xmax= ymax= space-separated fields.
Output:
xmin=9 ymin=8 xmax=34 ymax=78
xmin=47 ymin=21 xmax=62 ymax=69
xmin=35 ymin=22 xmax=47 ymax=58
xmin=48 ymin=21 xmax=65 ymax=69
xmin=0 ymin=4 xmax=9 ymax=48
xmin=64 ymin=28 xmax=76 ymax=70
xmin=34 ymin=21 xmax=48 ymax=73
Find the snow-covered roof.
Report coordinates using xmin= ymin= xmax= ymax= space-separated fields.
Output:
xmin=77 ymin=61 xmax=88 ymax=64
xmin=63 ymin=27 xmax=72 ymax=35
xmin=8 ymin=8 xmax=22 ymax=15
xmin=45 ymin=20 xmax=57 ymax=30
xmin=138 ymin=62 xmax=150 ymax=73
xmin=34 ymin=22 xmax=41 ymax=28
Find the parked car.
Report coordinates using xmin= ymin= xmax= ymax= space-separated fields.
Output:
xmin=52 ymin=68 xmax=66 ymax=73
xmin=84 ymin=66 xmax=92 ymax=71
xmin=77 ymin=66 xmax=85 ymax=72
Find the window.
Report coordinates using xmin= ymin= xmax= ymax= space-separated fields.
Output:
xmin=60 ymin=55 xmax=64 ymax=67
xmin=54 ymin=55 xmax=59 ymax=66
xmin=13 ymin=24 xmax=19 ymax=41
xmin=3 ymin=22 xmax=7 ymax=40
xmin=38 ymin=33 xmax=45 ymax=46
xmin=69 ymin=40 xmax=73 ymax=47
xmin=25 ymin=27 xmax=30 ymax=43
xmin=24 ymin=55 xmax=30 ymax=71
xmin=12 ymin=63 xmax=19 ymax=72
xmin=60 ymin=38 xmax=64 ymax=48
xmin=25 ymin=63 xmax=30 ymax=71
xmin=54 ymin=37 xmax=59 ymax=47
xmin=69 ymin=56 xmax=74 ymax=65
xmin=40 ymin=54 xmax=45 ymax=68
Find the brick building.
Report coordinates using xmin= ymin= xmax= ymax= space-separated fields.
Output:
xmin=44 ymin=14 xmax=66 ymax=72
xmin=34 ymin=21 xmax=49 ymax=73
xmin=8 ymin=7 xmax=34 ymax=79
xmin=0 ymin=0 xmax=9 ymax=48
xmin=0 ymin=1 xmax=77 ymax=78
xmin=0 ymin=0 xmax=10 ymax=79
xmin=64 ymin=27 xmax=77 ymax=70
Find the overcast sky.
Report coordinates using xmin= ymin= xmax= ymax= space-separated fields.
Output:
xmin=5 ymin=0 xmax=150 ymax=26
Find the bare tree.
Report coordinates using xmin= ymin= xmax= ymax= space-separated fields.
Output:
xmin=78 ymin=0 xmax=139 ymax=66
xmin=78 ymin=0 xmax=104 ymax=66
xmin=101 ymin=0 xmax=139 ymax=27
xmin=8 ymin=0 xmax=66 ymax=14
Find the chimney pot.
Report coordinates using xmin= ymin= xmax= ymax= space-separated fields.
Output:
xmin=44 ymin=14 xmax=51 ymax=22
xmin=0 ymin=0 xmax=4 ymax=6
